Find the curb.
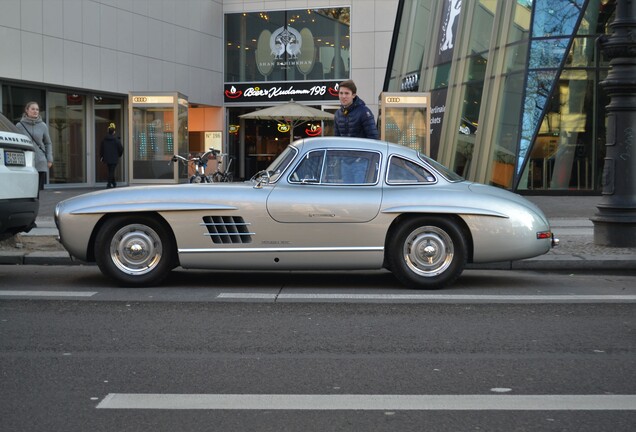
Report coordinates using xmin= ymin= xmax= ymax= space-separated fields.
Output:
xmin=467 ymin=256 xmax=636 ymax=271
xmin=0 ymin=250 xmax=82 ymax=266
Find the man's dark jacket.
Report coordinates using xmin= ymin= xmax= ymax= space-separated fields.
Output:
xmin=100 ymin=134 xmax=123 ymax=164
xmin=334 ymin=96 xmax=379 ymax=139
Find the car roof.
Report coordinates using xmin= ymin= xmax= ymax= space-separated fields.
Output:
xmin=293 ymin=137 xmax=415 ymax=157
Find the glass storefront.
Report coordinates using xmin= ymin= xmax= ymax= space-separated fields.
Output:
xmin=130 ymin=94 xmax=188 ymax=183
xmin=228 ymin=105 xmax=335 ymax=179
xmin=47 ymin=92 xmax=86 ymax=184
xmin=2 ymin=83 xmax=125 ymax=187
xmin=225 ymin=7 xmax=348 ymax=180
xmin=225 ymin=8 xmax=351 ymax=83
xmin=386 ymin=0 xmax=615 ymax=193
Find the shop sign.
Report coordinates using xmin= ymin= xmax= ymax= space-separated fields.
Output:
xmin=435 ymin=0 xmax=462 ymax=66
xmin=224 ymin=81 xmax=341 ymax=103
xmin=132 ymin=95 xmax=175 ymax=105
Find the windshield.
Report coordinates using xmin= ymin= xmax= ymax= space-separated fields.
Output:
xmin=418 ymin=152 xmax=464 ymax=182
xmin=266 ymin=145 xmax=298 ymax=182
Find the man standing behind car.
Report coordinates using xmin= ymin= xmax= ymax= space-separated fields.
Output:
xmin=100 ymin=122 xmax=123 ymax=188
xmin=15 ymin=101 xmax=53 ymax=192
xmin=334 ymin=80 xmax=379 ymax=139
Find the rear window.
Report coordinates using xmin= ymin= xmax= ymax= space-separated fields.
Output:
xmin=387 ymin=156 xmax=435 ymax=184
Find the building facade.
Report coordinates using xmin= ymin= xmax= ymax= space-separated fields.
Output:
xmin=1 ymin=0 xmax=615 ymax=194
xmin=0 ymin=0 xmax=396 ymax=186
xmin=386 ymin=0 xmax=615 ymax=193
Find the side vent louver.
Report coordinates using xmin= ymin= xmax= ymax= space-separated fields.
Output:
xmin=202 ymin=216 xmax=253 ymax=244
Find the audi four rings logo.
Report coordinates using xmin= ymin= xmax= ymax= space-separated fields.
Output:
xmin=133 ymin=97 xmax=148 ymax=102
xmin=386 ymin=97 xmax=401 ymax=103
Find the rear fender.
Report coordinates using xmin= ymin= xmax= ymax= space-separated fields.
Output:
xmin=383 ymin=213 xmax=474 ymax=266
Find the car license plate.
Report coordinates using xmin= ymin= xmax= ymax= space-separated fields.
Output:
xmin=4 ymin=150 xmax=26 ymax=166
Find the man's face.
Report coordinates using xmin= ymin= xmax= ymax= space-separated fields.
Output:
xmin=338 ymin=87 xmax=355 ymax=107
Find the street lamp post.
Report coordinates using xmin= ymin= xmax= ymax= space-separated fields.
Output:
xmin=592 ymin=0 xmax=636 ymax=247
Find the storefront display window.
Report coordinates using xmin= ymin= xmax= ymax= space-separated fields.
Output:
xmin=48 ymin=92 xmax=86 ymax=184
xmin=130 ymin=94 xmax=188 ymax=183
xmin=225 ymin=8 xmax=350 ymax=83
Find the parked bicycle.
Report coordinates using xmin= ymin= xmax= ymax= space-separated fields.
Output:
xmin=170 ymin=148 xmax=233 ymax=183
xmin=210 ymin=153 xmax=233 ymax=183
xmin=171 ymin=148 xmax=217 ymax=183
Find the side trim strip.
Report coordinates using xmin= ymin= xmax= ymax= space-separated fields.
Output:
xmin=179 ymin=246 xmax=384 ymax=254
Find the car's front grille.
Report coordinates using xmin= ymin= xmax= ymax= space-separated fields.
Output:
xmin=202 ymin=216 xmax=253 ymax=244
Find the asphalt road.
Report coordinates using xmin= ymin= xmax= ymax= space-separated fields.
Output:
xmin=1 ymin=267 xmax=635 ymax=431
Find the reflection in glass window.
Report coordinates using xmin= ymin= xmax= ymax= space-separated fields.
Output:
xmin=515 ymin=0 xmax=586 ymax=174
xmin=528 ymin=38 xmax=571 ymax=69
xmin=291 ymin=149 xmax=380 ymax=184
xmin=388 ymin=156 xmax=435 ymax=183
xmin=532 ymin=0 xmax=586 ymax=37
xmin=267 ymin=145 xmax=298 ymax=182
xmin=511 ymin=1 xmax=532 ymax=41
xmin=520 ymin=69 xmax=607 ymax=191
xmin=489 ymin=72 xmax=525 ymax=188
xmin=324 ymin=150 xmax=380 ymax=184
xmin=48 ymin=92 xmax=86 ymax=184
xmin=449 ymin=0 xmax=496 ymax=178
xmin=225 ymin=8 xmax=350 ymax=83
xmin=291 ymin=150 xmax=324 ymax=183
xmin=131 ymin=106 xmax=176 ymax=180
xmin=386 ymin=0 xmax=434 ymax=92
xmin=469 ymin=1 xmax=497 ymax=54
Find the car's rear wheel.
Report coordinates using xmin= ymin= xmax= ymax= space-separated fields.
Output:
xmin=388 ymin=216 xmax=467 ymax=289
xmin=95 ymin=215 xmax=177 ymax=286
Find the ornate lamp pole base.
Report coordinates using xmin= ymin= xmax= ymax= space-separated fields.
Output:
xmin=592 ymin=0 xmax=636 ymax=247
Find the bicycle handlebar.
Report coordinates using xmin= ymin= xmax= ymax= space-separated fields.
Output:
xmin=170 ymin=149 xmax=228 ymax=167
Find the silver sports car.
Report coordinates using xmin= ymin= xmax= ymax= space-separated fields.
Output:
xmin=55 ymin=137 xmax=556 ymax=289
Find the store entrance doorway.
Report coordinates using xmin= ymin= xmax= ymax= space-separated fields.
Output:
xmin=94 ymin=97 xmax=124 ymax=187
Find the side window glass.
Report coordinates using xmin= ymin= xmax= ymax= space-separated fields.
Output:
xmin=290 ymin=150 xmax=325 ymax=183
xmin=323 ymin=150 xmax=380 ymax=184
xmin=388 ymin=156 xmax=435 ymax=183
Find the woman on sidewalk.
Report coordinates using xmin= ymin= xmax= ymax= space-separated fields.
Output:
xmin=15 ymin=101 xmax=53 ymax=192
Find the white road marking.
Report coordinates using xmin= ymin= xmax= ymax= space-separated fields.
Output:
xmin=96 ymin=394 xmax=636 ymax=410
xmin=218 ymin=293 xmax=278 ymax=299
xmin=0 ymin=290 xmax=97 ymax=297
xmin=217 ymin=293 xmax=636 ymax=302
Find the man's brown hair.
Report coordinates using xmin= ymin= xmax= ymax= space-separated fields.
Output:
xmin=338 ymin=80 xmax=357 ymax=94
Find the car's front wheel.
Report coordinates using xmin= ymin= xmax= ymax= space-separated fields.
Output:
xmin=388 ymin=216 xmax=467 ymax=289
xmin=94 ymin=215 xmax=177 ymax=286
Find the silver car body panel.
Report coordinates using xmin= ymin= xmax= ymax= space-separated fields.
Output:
xmin=55 ymin=137 xmax=552 ymax=269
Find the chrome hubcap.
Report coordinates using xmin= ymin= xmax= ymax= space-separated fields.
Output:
xmin=403 ymin=226 xmax=454 ymax=277
xmin=110 ymin=224 xmax=162 ymax=275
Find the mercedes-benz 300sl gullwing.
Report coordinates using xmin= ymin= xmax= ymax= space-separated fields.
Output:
xmin=55 ymin=137 xmax=556 ymax=289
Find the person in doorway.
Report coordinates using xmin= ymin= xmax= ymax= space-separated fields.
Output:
xmin=334 ymin=80 xmax=379 ymax=139
xmin=16 ymin=101 xmax=53 ymax=191
xmin=100 ymin=122 xmax=123 ymax=188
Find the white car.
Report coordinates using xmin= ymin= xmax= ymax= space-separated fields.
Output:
xmin=0 ymin=113 xmax=39 ymax=240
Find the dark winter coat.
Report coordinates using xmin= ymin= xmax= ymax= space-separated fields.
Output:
xmin=334 ymin=96 xmax=379 ymax=139
xmin=100 ymin=134 xmax=123 ymax=164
